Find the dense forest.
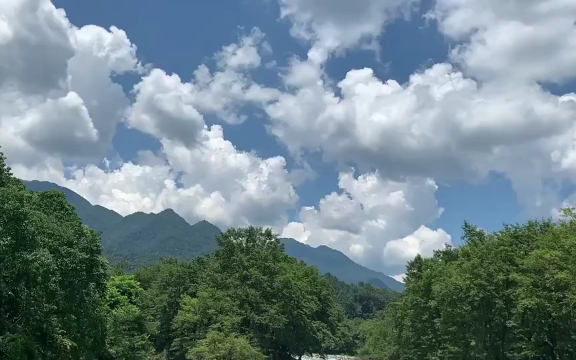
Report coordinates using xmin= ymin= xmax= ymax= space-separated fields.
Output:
xmin=2 ymin=145 xmax=576 ymax=360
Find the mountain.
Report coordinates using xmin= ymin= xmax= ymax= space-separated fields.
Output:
xmin=24 ymin=181 xmax=123 ymax=231
xmin=23 ymin=180 xmax=404 ymax=291
xmin=281 ymin=239 xmax=404 ymax=292
xmin=24 ymin=181 xmax=218 ymax=269
xmin=100 ymin=210 xmax=221 ymax=268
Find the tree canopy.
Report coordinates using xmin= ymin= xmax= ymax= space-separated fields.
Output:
xmin=361 ymin=212 xmax=576 ymax=360
xmin=136 ymin=227 xmax=350 ymax=360
xmin=0 ymin=148 xmax=109 ymax=359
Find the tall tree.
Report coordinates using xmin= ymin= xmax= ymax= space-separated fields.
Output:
xmin=362 ymin=214 xmax=576 ymax=360
xmin=183 ymin=227 xmax=345 ymax=359
xmin=0 ymin=150 xmax=109 ymax=359
xmin=134 ymin=258 xmax=207 ymax=357
xmin=104 ymin=275 xmax=153 ymax=360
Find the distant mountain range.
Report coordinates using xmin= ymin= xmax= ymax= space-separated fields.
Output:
xmin=24 ymin=180 xmax=404 ymax=292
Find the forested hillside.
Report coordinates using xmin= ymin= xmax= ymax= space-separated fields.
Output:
xmin=5 ymin=148 xmax=576 ymax=360
xmin=23 ymin=180 xmax=404 ymax=290
xmin=2 ymin=150 xmax=397 ymax=359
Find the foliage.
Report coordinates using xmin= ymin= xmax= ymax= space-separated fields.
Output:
xmin=194 ymin=227 xmax=345 ymax=359
xmin=186 ymin=329 xmax=266 ymax=360
xmin=134 ymin=258 xmax=207 ymax=357
xmin=326 ymin=273 xmax=399 ymax=320
xmin=101 ymin=212 xmax=220 ymax=270
xmin=0 ymin=149 xmax=369 ymax=359
xmin=132 ymin=227 xmax=348 ymax=359
xmin=23 ymin=180 xmax=123 ymax=234
xmin=0 ymin=149 xmax=109 ymax=359
xmin=171 ymin=289 xmax=242 ymax=357
xmin=362 ymin=214 xmax=576 ymax=360
xmin=104 ymin=275 xmax=153 ymax=360
xmin=359 ymin=306 xmax=400 ymax=360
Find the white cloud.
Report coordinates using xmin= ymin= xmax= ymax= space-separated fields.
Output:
xmin=266 ymin=61 xmax=576 ymax=216
xmin=128 ymin=28 xmax=280 ymax=129
xmin=265 ymin=0 xmax=576 ymax=222
xmin=0 ymin=0 xmax=74 ymax=94
xmin=50 ymin=125 xmax=298 ymax=230
xmin=432 ymin=0 xmax=576 ymax=84
xmin=72 ymin=24 xmax=141 ymax=74
xmin=6 ymin=0 xmax=576 ymax=280
xmin=127 ymin=68 xmax=205 ymax=147
xmin=0 ymin=0 xmax=140 ymax=168
xmin=67 ymin=24 xmax=141 ymax=150
xmin=278 ymin=0 xmax=417 ymax=62
xmin=383 ymin=226 xmax=452 ymax=273
xmin=282 ymin=171 xmax=448 ymax=275
xmin=16 ymin=126 xmax=299 ymax=232
xmin=391 ymin=274 xmax=406 ymax=283
xmin=215 ymin=28 xmax=264 ymax=70
xmin=20 ymin=92 xmax=98 ymax=158
xmin=281 ymin=221 xmax=311 ymax=242
xmin=2 ymin=1 xmax=298 ymax=234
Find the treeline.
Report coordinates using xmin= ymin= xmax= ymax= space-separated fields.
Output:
xmin=361 ymin=214 xmax=576 ymax=359
xmin=0 ymin=149 xmax=394 ymax=360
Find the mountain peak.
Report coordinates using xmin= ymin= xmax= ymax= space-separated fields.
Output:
xmin=23 ymin=180 xmax=402 ymax=291
xmin=192 ymin=219 xmax=222 ymax=232
xmin=158 ymin=208 xmax=177 ymax=216
xmin=23 ymin=180 xmax=123 ymax=232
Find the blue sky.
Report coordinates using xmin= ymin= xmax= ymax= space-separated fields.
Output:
xmin=53 ymin=0 xmax=521 ymax=239
xmin=3 ymin=0 xmax=575 ymax=277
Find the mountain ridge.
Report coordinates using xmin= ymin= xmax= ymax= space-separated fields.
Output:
xmin=24 ymin=180 xmax=404 ymax=291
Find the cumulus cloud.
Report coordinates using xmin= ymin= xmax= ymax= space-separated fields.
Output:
xmin=127 ymin=68 xmax=205 ymax=147
xmin=20 ymin=92 xmax=98 ymax=157
xmin=16 ymin=125 xmax=299 ymax=232
xmin=127 ymin=28 xmax=280 ymax=131
xmin=267 ymin=0 xmax=576 ymax=272
xmin=67 ymin=25 xmax=141 ymax=149
xmin=1 ymin=1 xmax=298 ymax=232
xmin=383 ymin=226 xmax=452 ymax=274
xmin=278 ymin=0 xmax=417 ymax=62
xmin=0 ymin=0 xmax=74 ymax=94
xmin=215 ymin=28 xmax=264 ymax=70
xmin=50 ymin=125 xmax=298 ymax=230
xmin=0 ymin=0 xmax=140 ymax=168
xmin=267 ymin=60 xmax=576 ymax=216
xmin=282 ymin=171 xmax=449 ymax=276
xmin=432 ymin=0 xmax=576 ymax=84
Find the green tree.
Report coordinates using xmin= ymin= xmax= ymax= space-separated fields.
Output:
xmin=198 ymin=227 xmax=345 ymax=359
xmin=187 ymin=329 xmax=265 ymax=360
xmin=0 ymin=150 xmax=109 ymax=359
xmin=0 ymin=148 xmax=23 ymax=189
xmin=359 ymin=305 xmax=400 ymax=360
xmin=363 ymin=214 xmax=576 ymax=360
xmin=171 ymin=289 xmax=241 ymax=358
xmin=104 ymin=275 xmax=153 ymax=360
xmin=325 ymin=273 xmax=398 ymax=320
xmin=134 ymin=258 xmax=206 ymax=357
